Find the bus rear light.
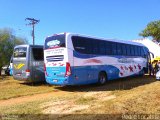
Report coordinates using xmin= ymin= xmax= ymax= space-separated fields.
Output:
xmin=44 ymin=64 xmax=46 ymax=71
xmin=65 ymin=62 xmax=71 ymax=77
xmin=26 ymin=69 xmax=30 ymax=72
xmin=44 ymin=64 xmax=48 ymax=76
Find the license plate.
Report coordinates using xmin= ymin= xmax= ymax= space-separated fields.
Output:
xmin=16 ymin=74 xmax=21 ymax=76
xmin=53 ymin=79 xmax=58 ymax=82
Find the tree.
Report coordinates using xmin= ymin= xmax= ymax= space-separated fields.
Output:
xmin=0 ymin=28 xmax=28 ymax=76
xmin=139 ymin=20 xmax=160 ymax=42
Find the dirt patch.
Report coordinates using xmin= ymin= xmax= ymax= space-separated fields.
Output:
xmin=0 ymin=90 xmax=70 ymax=107
xmin=42 ymin=91 xmax=115 ymax=114
xmin=83 ymin=91 xmax=116 ymax=101
xmin=42 ymin=100 xmax=89 ymax=114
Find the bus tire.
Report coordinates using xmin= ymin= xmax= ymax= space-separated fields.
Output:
xmin=140 ymin=68 xmax=145 ymax=76
xmin=98 ymin=72 xmax=107 ymax=85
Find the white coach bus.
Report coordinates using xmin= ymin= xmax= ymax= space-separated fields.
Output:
xmin=44 ymin=33 xmax=151 ymax=86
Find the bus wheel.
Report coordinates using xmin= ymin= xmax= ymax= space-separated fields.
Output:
xmin=98 ymin=72 xmax=107 ymax=85
xmin=140 ymin=69 xmax=145 ymax=76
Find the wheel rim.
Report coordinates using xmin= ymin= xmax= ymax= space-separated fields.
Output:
xmin=100 ymin=75 xmax=106 ymax=84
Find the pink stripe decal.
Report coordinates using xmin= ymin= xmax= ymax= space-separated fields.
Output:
xmin=84 ymin=59 xmax=102 ymax=64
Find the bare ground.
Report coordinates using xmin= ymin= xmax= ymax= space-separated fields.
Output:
xmin=0 ymin=90 xmax=72 ymax=107
xmin=42 ymin=91 xmax=116 ymax=114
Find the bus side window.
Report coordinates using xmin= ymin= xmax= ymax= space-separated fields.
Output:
xmin=99 ymin=41 xmax=106 ymax=55
xmin=135 ymin=46 xmax=138 ymax=56
xmin=111 ymin=42 xmax=117 ymax=55
xmin=122 ymin=44 xmax=127 ymax=55
xmin=92 ymin=40 xmax=99 ymax=55
xmin=144 ymin=48 xmax=148 ymax=58
xmin=117 ymin=43 xmax=122 ymax=55
xmin=143 ymin=47 xmax=149 ymax=56
xmin=130 ymin=45 xmax=135 ymax=56
xmin=72 ymin=36 xmax=86 ymax=54
xmin=126 ymin=45 xmax=131 ymax=56
xmin=140 ymin=47 xmax=145 ymax=57
xmin=137 ymin=46 xmax=141 ymax=56
xmin=82 ymin=38 xmax=89 ymax=54
xmin=85 ymin=38 xmax=92 ymax=54
xmin=106 ymin=42 xmax=112 ymax=55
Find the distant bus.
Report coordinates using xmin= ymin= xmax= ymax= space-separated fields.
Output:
xmin=13 ymin=45 xmax=45 ymax=83
xmin=44 ymin=33 xmax=151 ymax=86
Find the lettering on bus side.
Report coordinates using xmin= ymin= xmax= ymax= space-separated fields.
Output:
xmin=118 ymin=58 xmax=135 ymax=63
xmin=33 ymin=62 xmax=40 ymax=66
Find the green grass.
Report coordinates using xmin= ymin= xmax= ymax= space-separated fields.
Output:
xmin=0 ymin=76 xmax=54 ymax=100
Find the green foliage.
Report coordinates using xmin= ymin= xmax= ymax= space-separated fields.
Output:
xmin=0 ymin=28 xmax=28 ymax=73
xmin=139 ymin=20 xmax=160 ymax=42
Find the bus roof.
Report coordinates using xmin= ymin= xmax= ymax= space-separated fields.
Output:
xmin=14 ymin=44 xmax=43 ymax=49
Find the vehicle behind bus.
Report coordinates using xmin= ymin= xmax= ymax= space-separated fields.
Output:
xmin=44 ymin=33 xmax=151 ymax=86
xmin=13 ymin=45 xmax=45 ymax=83
xmin=9 ymin=56 xmax=13 ymax=76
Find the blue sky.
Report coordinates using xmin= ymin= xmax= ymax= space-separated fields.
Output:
xmin=0 ymin=0 xmax=159 ymax=45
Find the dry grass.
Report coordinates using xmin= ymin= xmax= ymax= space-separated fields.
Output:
xmin=0 ymin=76 xmax=54 ymax=100
xmin=0 ymin=75 xmax=160 ymax=120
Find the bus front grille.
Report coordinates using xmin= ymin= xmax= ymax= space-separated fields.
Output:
xmin=46 ymin=55 xmax=64 ymax=62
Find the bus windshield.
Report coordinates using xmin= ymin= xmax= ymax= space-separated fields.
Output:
xmin=44 ymin=34 xmax=65 ymax=49
xmin=14 ymin=47 xmax=27 ymax=58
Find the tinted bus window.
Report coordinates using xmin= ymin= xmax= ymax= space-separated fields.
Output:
xmin=131 ymin=45 xmax=135 ymax=56
xmin=126 ymin=45 xmax=131 ymax=56
xmin=106 ymin=41 xmax=112 ymax=55
xmin=92 ymin=40 xmax=99 ymax=54
xmin=137 ymin=46 xmax=141 ymax=56
xmin=111 ymin=42 xmax=117 ymax=55
xmin=140 ymin=48 xmax=145 ymax=57
xmin=135 ymin=46 xmax=138 ymax=56
xmin=143 ymin=47 xmax=149 ymax=55
xmin=14 ymin=47 xmax=27 ymax=58
xmin=117 ymin=43 xmax=122 ymax=55
xmin=99 ymin=41 xmax=106 ymax=55
xmin=44 ymin=35 xmax=65 ymax=49
xmin=122 ymin=44 xmax=127 ymax=55
xmin=32 ymin=48 xmax=44 ymax=61
xmin=72 ymin=36 xmax=88 ymax=54
xmin=86 ymin=39 xmax=93 ymax=54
